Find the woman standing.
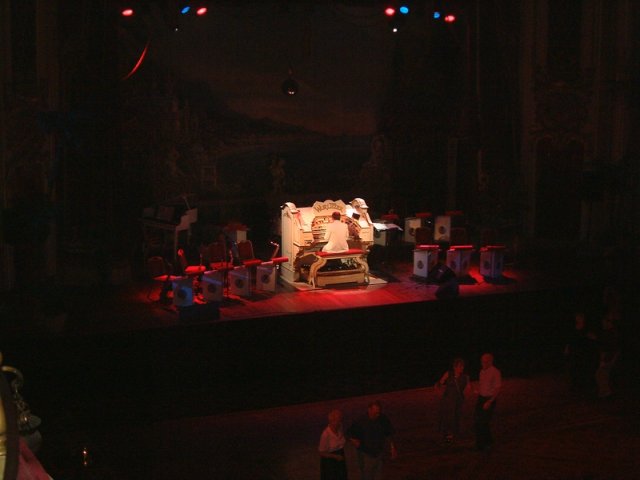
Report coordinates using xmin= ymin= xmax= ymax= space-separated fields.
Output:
xmin=319 ymin=409 xmax=348 ymax=480
xmin=436 ymin=358 xmax=471 ymax=444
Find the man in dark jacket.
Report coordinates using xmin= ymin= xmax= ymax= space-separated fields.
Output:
xmin=347 ymin=400 xmax=397 ymax=480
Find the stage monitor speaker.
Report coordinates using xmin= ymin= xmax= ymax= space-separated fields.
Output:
xmin=429 ymin=263 xmax=456 ymax=284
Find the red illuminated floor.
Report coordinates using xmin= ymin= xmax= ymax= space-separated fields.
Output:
xmin=4 ymin=248 xmax=599 ymax=338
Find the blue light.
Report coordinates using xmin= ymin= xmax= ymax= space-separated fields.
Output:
xmin=399 ymin=5 xmax=409 ymax=14
xmin=180 ymin=5 xmax=191 ymax=14
xmin=433 ymin=11 xmax=441 ymax=19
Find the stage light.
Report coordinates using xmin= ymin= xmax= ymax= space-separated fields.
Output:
xmin=196 ymin=6 xmax=207 ymax=15
xmin=180 ymin=5 xmax=191 ymax=14
xmin=444 ymin=14 xmax=456 ymax=23
xmin=117 ymin=1 xmax=148 ymax=19
xmin=388 ymin=14 xmax=405 ymax=33
xmin=433 ymin=11 xmax=441 ymax=19
xmin=385 ymin=3 xmax=410 ymax=32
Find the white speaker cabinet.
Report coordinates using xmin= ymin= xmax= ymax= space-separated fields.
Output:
xmin=172 ymin=276 xmax=194 ymax=307
xmin=446 ymin=246 xmax=473 ymax=277
xmin=434 ymin=215 xmax=451 ymax=242
xmin=229 ymin=267 xmax=251 ymax=297
xmin=256 ymin=264 xmax=277 ymax=292
xmin=480 ymin=246 xmax=505 ymax=278
xmin=201 ymin=270 xmax=224 ymax=302
xmin=413 ymin=245 xmax=440 ymax=278
xmin=403 ymin=217 xmax=422 ymax=243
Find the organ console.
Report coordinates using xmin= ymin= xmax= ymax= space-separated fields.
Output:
xmin=280 ymin=198 xmax=374 ymax=287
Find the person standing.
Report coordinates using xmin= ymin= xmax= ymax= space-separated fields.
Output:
xmin=474 ymin=352 xmax=501 ymax=452
xmin=347 ymin=401 xmax=397 ymax=480
xmin=435 ymin=357 xmax=471 ymax=444
xmin=318 ymin=409 xmax=348 ymax=480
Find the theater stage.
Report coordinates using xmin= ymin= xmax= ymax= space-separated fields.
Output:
xmin=1 ymin=244 xmax=601 ymax=338
xmin=1 ymin=244 xmax=603 ymax=420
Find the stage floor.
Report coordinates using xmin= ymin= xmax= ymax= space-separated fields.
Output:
xmin=0 ymin=246 xmax=602 ymax=339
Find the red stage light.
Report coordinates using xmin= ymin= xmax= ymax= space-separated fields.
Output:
xmin=384 ymin=7 xmax=396 ymax=16
xmin=444 ymin=14 xmax=456 ymax=23
xmin=121 ymin=8 xmax=134 ymax=17
xmin=196 ymin=7 xmax=207 ymax=15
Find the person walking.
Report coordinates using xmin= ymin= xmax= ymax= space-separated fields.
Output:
xmin=347 ymin=400 xmax=397 ymax=480
xmin=318 ymin=409 xmax=348 ymax=480
xmin=474 ymin=352 xmax=501 ymax=452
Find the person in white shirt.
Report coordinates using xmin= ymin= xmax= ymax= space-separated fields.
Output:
xmin=318 ymin=409 xmax=348 ymax=480
xmin=322 ymin=212 xmax=350 ymax=253
xmin=475 ymin=352 xmax=501 ymax=451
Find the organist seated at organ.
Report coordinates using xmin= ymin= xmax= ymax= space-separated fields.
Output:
xmin=320 ymin=211 xmax=350 ymax=253
xmin=280 ymin=199 xmax=373 ymax=286
xmin=298 ymin=212 xmax=368 ymax=284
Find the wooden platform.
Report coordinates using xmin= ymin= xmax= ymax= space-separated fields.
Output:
xmin=0 ymin=247 xmax=602 ymax=338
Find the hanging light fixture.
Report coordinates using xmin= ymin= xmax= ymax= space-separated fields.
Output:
xmin=281 ymin=65 xmax=298 ymax=96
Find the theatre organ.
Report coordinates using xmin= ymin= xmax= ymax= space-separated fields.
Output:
xmin=280 ymin=198 xmax=374 ymax=287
